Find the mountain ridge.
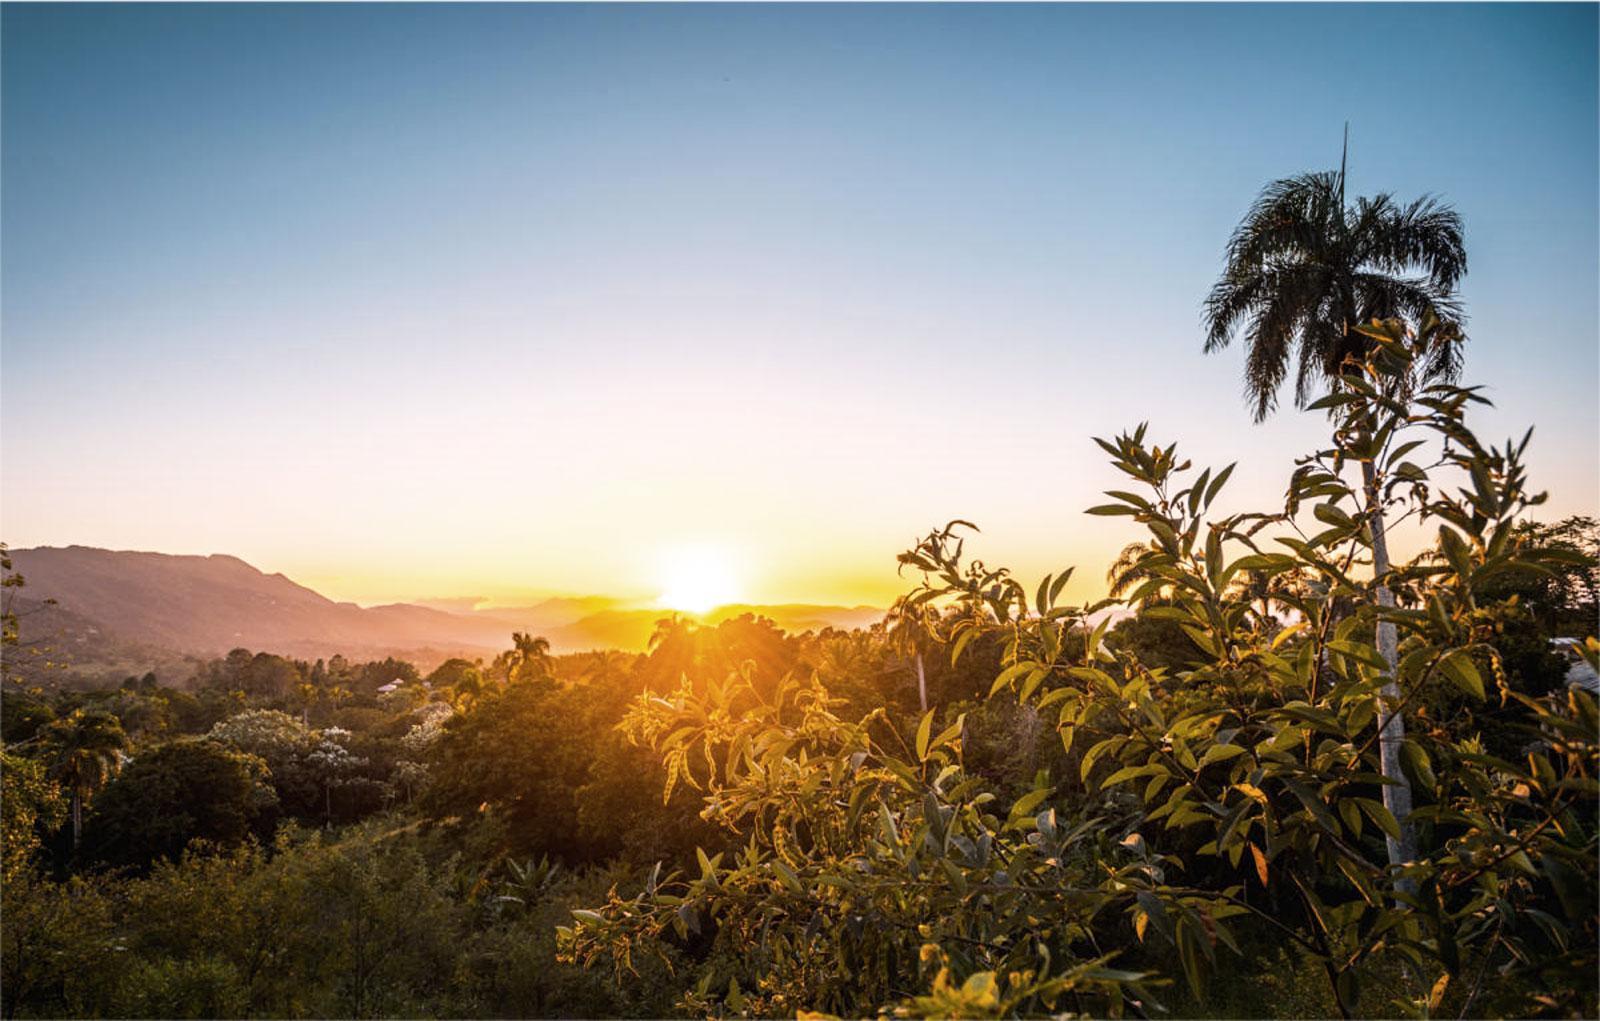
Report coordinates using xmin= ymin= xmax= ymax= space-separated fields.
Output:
xmin=5 ymin=546 xmax=884 ymax=677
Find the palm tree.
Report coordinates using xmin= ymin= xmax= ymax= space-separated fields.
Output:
xmin=1106 ymin=542 xmax=1169 ymax=606
xmin=1203 ymin=149 xmax=1466 ymax=875
xmin=1202 ymin=158 xmax=1466 ymax=421
xmin=886 ymin=596 xmax=939 ymax=712
xmin=296 ymin=681 xmax=320 ymax=726
xmin=1224 ymin=566 xmax=1282 ymax=632
xmin=501 ymin=632 xmax=553 ymax=684
xmin=40 ymin=709 xmax=130 ymax=851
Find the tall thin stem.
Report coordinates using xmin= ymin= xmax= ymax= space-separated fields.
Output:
xmin=1362 ymin=454 xmax=1419 ymax=882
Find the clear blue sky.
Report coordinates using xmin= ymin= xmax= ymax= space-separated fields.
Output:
xmin=3 ymin=3 xmax=1596 ymax=606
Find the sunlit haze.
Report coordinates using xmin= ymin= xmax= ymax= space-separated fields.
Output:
xmin=3 ymin=4 xmax=1595 ymax=610
xmin=656 ymin=543 xmax=743 ymax=615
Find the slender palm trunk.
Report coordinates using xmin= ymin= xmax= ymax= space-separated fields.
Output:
xmin=914 ymin=652 xmax=927 ymax=713
xmin=71 ymin=790 xmax=82 ymax=852
xmin=1362 ymin=458 xmax=1419 ymax=878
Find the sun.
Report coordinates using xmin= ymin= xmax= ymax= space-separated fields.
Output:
xmin=656 ymin=544 xmax=742 ymax=615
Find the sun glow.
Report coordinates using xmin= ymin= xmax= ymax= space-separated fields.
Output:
xmin=656 ymin=544 xmax=742 ymax=614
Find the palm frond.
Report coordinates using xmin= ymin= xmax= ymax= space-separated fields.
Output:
xmin=1205 ymin=167 xmax=1469 ymax=416
xmin=1361 ymin=195 xmax=1467 ymax=290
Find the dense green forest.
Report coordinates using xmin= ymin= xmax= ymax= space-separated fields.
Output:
xmin=4 ymin=171 xmax=1598 ymax=1019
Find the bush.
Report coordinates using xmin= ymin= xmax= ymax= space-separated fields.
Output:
xmin=85 ymin=739 xmax=277 ymax=870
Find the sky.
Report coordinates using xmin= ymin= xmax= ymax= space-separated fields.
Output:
xmin=3 ymin=3 xmax=1596 ymax=610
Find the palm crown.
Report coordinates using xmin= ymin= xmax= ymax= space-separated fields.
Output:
xmin=43 ymin=709 xmax=128 ymax=796
xmin=1203 ymin=168 xmax=1467 ymax=420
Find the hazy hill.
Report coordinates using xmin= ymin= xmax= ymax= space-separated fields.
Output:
xmin=5 ymin=547 xmax=883 ymax=678
xmin=7 ymin=546 xmax=515 ymax=658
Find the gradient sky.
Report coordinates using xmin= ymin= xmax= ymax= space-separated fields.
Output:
xmin=3 ymin=3 xmax=1596 ymax=609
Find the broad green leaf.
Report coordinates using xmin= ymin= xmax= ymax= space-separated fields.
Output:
xmin=1439 ymin=651 xmax=1485 ymax=699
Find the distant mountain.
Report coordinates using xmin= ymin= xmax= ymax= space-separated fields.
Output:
xmin=6 ymin=546 xmax=513 ymax=659
xmin=412 ymin=593 xmax=627 ymax=624
xmin=4 ymin=547 xmax=884 ymax=680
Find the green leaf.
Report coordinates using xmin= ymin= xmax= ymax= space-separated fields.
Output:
xmin=1102 ymin=763 xmax=1160 ymax=789
xmin=1150 ymin=519 xmax=1180 ymax=551
xmin=1105 ymin=489 xmax=1154 ymax=510
xmin=1018 ymin=666 xmax=1047 ymax=703
xmin=989 ymin=661 xmax=1035 ymax=696
xmin=1049 ymin=569 xmax=1073 ymax=606
xmin=1400 ymin=740 xmax=1437 ymax=791
xmin=1176 ymin=919 xmax=1208 ymax=999
xmin=1356 ymin=798 xmax=1402 ymax=841
xmin=1198 ymin=743 xmax=1247 ymax=768
xmin=1335 ymin=969 xmax=1361 ymax=1012
xmin=1079 ymin=735 xmax=1123 ymax=782
xmin=1440 ymin=651 xmax=1485 ymax=699
xmin=878 ymin=800 xmax=900 ymax=847
xmin=929 ymin=715 xmax=966 ymax=755
xmin=1188 ymin=469 xmax=1212 ymax=515
xmin=1010 ymin=786 xmax=1052 ymax=818
xmin=771 ymin=860 xmax=803 ymax=894
xmin=1327 ymin=639 xmax=1389 ymax=671
xmin=1313 ymin=502 xmax=1356 ymax=529
xmin=1206 ymin=463 xmax=1236 ymax=506
xmin=915 ymin=709 xmax=935 ymax=759
xmin=1338 ymin=798 xmax=1362 ymax=838
xmin=951 ymin=628 xmax=978 ymax=666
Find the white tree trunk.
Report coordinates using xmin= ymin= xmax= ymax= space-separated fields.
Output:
xmin=914 ymin=653 xmax=927 ymax=713
xmin=1364 ymin=460 xmax=1419 ymax=877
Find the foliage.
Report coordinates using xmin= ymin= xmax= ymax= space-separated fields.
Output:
xmin=206 ymin=709 xmax=386 ymax=826
xmin=422 ymin=674 xmax=602 ymax=860
xmin=1104 ymin=610 xmax=1205 ymax=674
xmin=0 ymin=823 xmax=678 ymax=1020
xmin=1 ymin=870 xmax=121 ymax=1018
xmin=560 ymin=327 xmax=1597 ymax=1019
xmin=1061 ymin=329 xmax=1595 ymax=1017
xmin=428 ymin=657 xmax=486 ymax=706
xmin=83 ymin=739 xmax=278 ymax=870
xmin=1474 ymin=516 xmax=1599 ymax=640
xmin=1 ymin=752 xmax=66 ymax=884
xmin=561 ymin=668 xmax=1178 ymax=1017
xmin=1 ymin=688 xmax=57 ymax=744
